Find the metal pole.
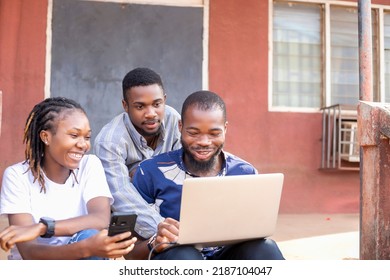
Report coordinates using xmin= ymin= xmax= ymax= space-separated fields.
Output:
xmin=358 ymin=0 xmax=373 ymax=260
xmin=358 ymin=0 xmax=373 ymax=102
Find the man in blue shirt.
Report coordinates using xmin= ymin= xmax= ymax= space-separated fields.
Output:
xmin=132 ymin=90 xmax=284 ymax=260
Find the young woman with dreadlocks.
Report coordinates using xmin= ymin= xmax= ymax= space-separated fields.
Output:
xmin=0 ymin=97 xmax=136 ymax=259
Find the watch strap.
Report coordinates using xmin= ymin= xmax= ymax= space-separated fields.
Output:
xmin=147 ymin=234 xmax=157 ymax=252
xmin=39 ymin=217 xmax=55 ymax=238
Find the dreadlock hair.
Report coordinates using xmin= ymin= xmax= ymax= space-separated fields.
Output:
xmin=23 ymin=97 xmax=86 ymax=193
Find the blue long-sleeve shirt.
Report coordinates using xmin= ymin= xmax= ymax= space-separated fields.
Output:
xmin=132 ymin=148 xmax=257 ymax=221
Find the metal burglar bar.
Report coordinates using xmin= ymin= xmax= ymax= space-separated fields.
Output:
xmin=320 ymin=104 xmax=359 ymax=171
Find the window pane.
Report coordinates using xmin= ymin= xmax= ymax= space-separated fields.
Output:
xmin=330 ymin=7 xmax=378 ymax=105
xmin=385 ymin=12 xmax=390 ymax=103
xmin=273 ymin=2 xmax=322 ymax=107
xmin=330 ymin=6 xmax=360 ymax=105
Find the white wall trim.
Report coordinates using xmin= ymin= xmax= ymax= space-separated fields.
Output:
xmin=44 ymin=0 xmax=53 ymax=98
xmin=275 ymin=0 xmax=389 ymax=9
xmin=324 ymin=2 xmax=331 ymax=107
xmin=202 ymin=0 xmax=209 ymax=90
xmin=81 ymin=0 xmax=203 ymax=7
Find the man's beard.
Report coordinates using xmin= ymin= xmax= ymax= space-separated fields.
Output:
xmin=181 ymin=139 xmax=223 ymax=175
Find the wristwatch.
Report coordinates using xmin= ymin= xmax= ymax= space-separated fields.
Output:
xmin=39 ymin=217 xmax=56 ymax=238
xmin=147 ymin=234 xmax=157 ymax=252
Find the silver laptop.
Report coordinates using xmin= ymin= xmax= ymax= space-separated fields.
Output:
xmin=177 ymin=173 xmax=284 ymax=247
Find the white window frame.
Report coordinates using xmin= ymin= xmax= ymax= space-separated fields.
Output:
xmin=269 ymin=0 xmax=390 ymax=113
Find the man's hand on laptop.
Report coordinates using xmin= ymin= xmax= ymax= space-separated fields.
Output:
xmin=154 ymin=218 xmax=179 ymax=253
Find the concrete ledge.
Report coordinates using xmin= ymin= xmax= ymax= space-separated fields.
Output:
xmin=0 ymin=213 xmax=359 ymax=260
xmin=273 ymin=214 xmax=359 ymax=260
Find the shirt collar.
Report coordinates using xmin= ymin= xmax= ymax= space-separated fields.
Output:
xmin=123 ymin=112 xmax=166 ymax=148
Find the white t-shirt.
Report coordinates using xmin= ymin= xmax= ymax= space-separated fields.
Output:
xmin=0 ymin=155 xmax=113 ymax=259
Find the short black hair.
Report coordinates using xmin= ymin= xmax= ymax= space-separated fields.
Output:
xmin=122 ymin=67 xmax=164 ymax=100
xmin=181 ymin=90 xmax=227 ymax=123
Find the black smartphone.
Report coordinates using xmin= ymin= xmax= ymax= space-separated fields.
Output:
xmin=108 ymin=212 xmax=138 ymax=240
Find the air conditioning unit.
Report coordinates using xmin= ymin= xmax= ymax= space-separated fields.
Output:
xmin=340 ymin=121 xmax=360 ymax=162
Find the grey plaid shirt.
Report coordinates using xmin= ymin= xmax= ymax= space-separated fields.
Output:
xmin=94 ymin=105 xmax=181 ymax=238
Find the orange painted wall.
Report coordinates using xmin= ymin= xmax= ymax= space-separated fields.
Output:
xmin=0 ymin=0 xmax=48 ymax=182
xmin=208 ymin=0 xmax=360 ymax=213
xmin=3 ymin=0 xmax=390 ymax=214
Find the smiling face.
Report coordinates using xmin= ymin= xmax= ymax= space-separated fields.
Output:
xmin=180 ymin=105 xmax=227 ymax=176
xmin=122 ymin=84 xmax=166 ymax=142
xmin=40 ymin=109 xmax=91 ymax=183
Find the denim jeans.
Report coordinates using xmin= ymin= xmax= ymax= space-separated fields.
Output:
xmin=68 ymin=229 xmax=108 ymax=260
xmin=152 ymin=238 xmax=285 ymax=260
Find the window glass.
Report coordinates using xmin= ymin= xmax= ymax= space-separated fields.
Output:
xmin=273 ymin=1 xmax=380 ymax=109
xmin=330 ymin=6 xmax=359 ymax=105
xmin=273 ymin=2 xmax=322 ymax=107
xmin=330 ymin=7 xmax=378 ymax=105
